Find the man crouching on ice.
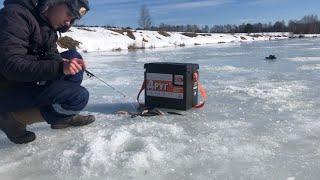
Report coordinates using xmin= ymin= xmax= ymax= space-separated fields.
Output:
xmin=0 ymin=0 xmax=95 ymax=144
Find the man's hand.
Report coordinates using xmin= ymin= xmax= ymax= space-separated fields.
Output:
xmin=63 ymin=58 xmax=86 ymax=75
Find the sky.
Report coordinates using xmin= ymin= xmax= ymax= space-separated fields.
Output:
xmin=1 ymin=0 xmax=320 ymax=28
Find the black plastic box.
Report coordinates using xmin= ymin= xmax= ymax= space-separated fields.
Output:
xmin=144 ymin=62 xmax=199 ymax=110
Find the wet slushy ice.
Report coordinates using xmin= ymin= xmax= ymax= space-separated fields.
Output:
xmin=1 ymin=38 xmax=320 ymax=180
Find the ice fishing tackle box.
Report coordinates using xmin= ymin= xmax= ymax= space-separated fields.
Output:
xmin=142 ymin=62 xmax=200 ymax=110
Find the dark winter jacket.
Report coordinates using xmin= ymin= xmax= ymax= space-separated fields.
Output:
xmin=0 ymin=0 xmax=64 ymax=85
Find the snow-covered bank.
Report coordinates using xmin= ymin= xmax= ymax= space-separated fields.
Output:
xmin=60 ymin=27 xmax=320 ymax=53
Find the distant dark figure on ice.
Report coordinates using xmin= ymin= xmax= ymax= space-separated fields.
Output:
xmin=265 ymin=55 xmax=277 ymax=60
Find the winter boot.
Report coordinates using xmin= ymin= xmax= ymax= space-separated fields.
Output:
xmin=0 ymin=112 xmax=36 ymax=144
xmin=51 ymin=114 xmax=95 ymax=129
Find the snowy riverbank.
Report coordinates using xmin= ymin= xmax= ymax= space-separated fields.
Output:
xmin=59 ymin=27 xmax=320 ymax=53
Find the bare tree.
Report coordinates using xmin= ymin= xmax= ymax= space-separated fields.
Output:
xmin=273 ymin=21 xmax=286 ymax=32
xmin=138 ymin=5 xmax=152 ymax=30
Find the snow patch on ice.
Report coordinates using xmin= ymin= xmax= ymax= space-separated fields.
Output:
xmin=75 ymin=120 xmax=186 ymax=178
xmin=287 ymin=57 xmax=320 ymax=62
xmin=287 ymin=43 xmax=313 ymax=46
xmin=203 ymin=65 xmax=252 ymax=73
xmin=232 ymin=144 xmax=275 ymax=160
xmin=136 ymin=57 xmax=162 ymax=63
xmin=298 ymin=64 xmax=320 ymax=70
xmin=211 ymin=120 xmax=251 ymax=130
xmin=307 ymin=47 xmax=320 ymax=50
xmin=109 ymin=76 xmax=132 ymax=86
xmin=223 ymin=81 xmax=308 ymax=110
xmin=206 ymin=52 xmax=248 ymax=56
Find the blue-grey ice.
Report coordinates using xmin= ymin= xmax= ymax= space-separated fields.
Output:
xmin=1 ymin=38 xmax=320 ymax=180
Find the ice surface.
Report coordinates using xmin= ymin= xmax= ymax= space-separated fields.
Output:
xmin=1 ymin=38 xmax=320 ymax=180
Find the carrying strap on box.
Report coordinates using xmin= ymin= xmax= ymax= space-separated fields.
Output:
xmin=136 ymin=72 xmax=207 ymax=109
xmin=193 ymin=82 xmax=207 ymax=108
xmin=137 ymin=80 xmax=146 ymax=108
xmin=192 ymin=71 xmax=208 ymax=108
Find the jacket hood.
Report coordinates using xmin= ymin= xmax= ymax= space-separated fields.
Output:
xmin=37 ymin=0 xmax=89 ymax=19
xmin=4 ymin=0 xmax=38 ymax=11
xmin=3 ymin=0 xmax=89 ymax=14
xmin=3 ymin=0 xmax=90 ymax=33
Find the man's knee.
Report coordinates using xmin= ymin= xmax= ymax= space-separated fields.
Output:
xmin=38 ymin=81 xmax=89 ymax=110
xmin=76 ymin=86 xmax=89 ymax=110
xmin=40 ymin=85 xmax=89 ymax=123
xmin=64 ymin=70 xmax=84 ymax=84
xmin=60 ymin=50 xmax=83 ymax=60
xmin=60 ymin=50 xmax=84 ymax=84
xmin=55 ymin=85 xmax=89 ymax=111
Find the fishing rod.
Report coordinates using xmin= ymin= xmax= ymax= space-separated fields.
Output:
xmin=84 ymin=69 xmax=137 ymax=111
xmin=85 ymin=69 xmax=128 ymax=98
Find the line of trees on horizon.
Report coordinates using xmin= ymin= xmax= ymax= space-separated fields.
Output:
xmin=75 ymin=5 xmax=319 ymax=34
xmin=135 ymin=6 xmax=319 ymax=34
xmin=76 ymin=14 xmax=320 ymax=34
xmin=147 ymin=15 xmax=320 ymax=34
xmin=136 ymin=4 xmax=319 ymax=34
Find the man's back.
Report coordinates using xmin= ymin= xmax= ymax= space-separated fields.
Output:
xmin=0 ymin=0 xmax=62 ymax=84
